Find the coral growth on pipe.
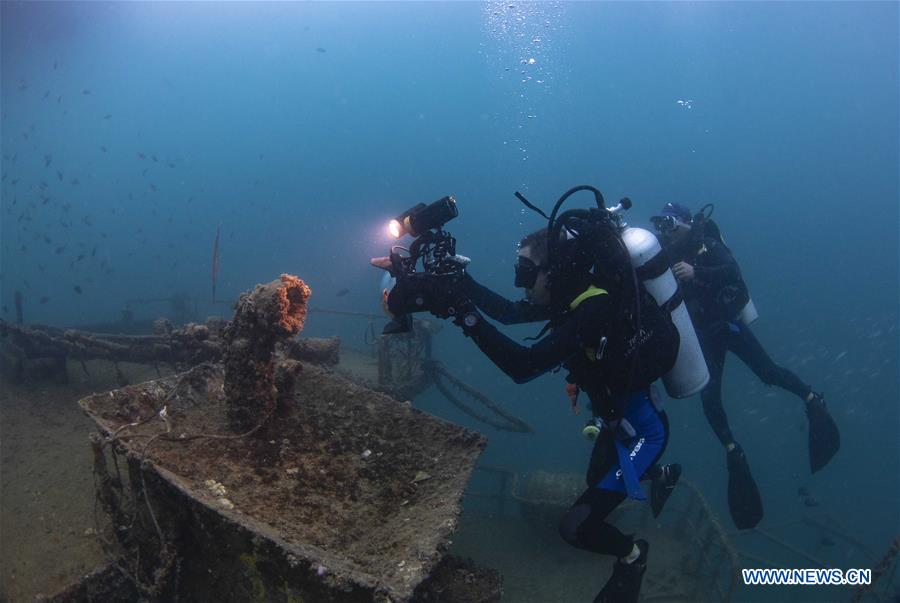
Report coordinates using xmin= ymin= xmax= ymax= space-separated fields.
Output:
xmin=223 ymin=274 xmax=311 ymax=433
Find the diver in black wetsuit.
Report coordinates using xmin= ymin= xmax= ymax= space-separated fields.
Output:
xmin=650 ymin=202 xmax=841 ymax=530
xmin=430 ymin=224 xmax=681 ymax=603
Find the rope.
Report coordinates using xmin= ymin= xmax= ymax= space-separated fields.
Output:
xmin=851 ymin=535 xmax=900 ymax=602
xmin=424 ymin=361 xmax=533 ymax=434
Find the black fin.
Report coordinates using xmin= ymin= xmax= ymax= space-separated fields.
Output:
xmin=593 ymin=540 xmax=649 ymax=603
xmin=807 ymin=394 xmax=841 ymax=473
xmin=727 ymin=445 xmax=764 ymax=530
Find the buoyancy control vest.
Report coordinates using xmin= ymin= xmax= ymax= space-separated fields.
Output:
xmin=562 ymin=280 xmax=678 ymax=420
xmin=517 ymin=186 xmax=699 ymax=405
xmin=691 ymin=206 xmax=757 ymax=326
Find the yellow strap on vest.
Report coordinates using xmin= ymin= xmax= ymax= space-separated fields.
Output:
xmin=569 ymin=286 xmax=609 ymax=361
xmin=569 ymin=285 xmax=608 ymax=310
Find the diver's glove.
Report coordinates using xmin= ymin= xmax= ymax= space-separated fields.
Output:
xmin=426 ymin=278 xmax=477 ymax=324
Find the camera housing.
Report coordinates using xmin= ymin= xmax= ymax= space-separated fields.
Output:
xmin=371 ymin=196 xmax=468 ymax=334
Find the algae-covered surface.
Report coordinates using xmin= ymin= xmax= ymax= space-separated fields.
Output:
xmin=80 ymin=360 xmax=486 ymax=601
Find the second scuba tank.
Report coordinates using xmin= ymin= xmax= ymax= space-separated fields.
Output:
xmin=699 ymin=209 xmax=758 ymax=326
xmin=739 ymin=297 xmax=759 ymax=325
xmin=621 ymin=227 xmax=710 ymax=398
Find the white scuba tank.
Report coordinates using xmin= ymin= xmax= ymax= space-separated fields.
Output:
xmin=621 ymin=227 xmax=710 ymax=398
xmin=739 ymin=297 xmax=758 ymax=325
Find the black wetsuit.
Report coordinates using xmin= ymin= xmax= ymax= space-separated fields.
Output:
xmin=674 ymin=236 xmax=812 ymax=447
xmin=460 ymin=274 xmax=674 ymax=558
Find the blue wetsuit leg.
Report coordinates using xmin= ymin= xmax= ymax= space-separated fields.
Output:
xmin=596 ymin=390 xmax=668 ymax=499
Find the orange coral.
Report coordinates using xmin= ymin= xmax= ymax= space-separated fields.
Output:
xmin=276 ymin=274 xmax=311 ymax=334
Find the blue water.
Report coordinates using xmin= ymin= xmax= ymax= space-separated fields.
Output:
xmin=2 ymin=2 xmax=897 ymax=601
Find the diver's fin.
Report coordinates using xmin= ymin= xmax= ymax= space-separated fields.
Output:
xmin=727 ymin=445 xmax=763 ymax=529
xmin=806 ymin=393 xmax=840 ymax=473
xmin=650 ymin=463 xmax=681 ymax=518
xmin=593 ymin=539 xmax=649 ymax=603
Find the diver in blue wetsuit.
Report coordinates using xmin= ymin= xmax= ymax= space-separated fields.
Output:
xmin=651 ymin=202 xmax=841 ymax=530
xmin=430 ymin=221 xmax=681 ymax=603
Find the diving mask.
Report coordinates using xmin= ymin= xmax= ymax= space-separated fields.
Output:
xmin=514 ymin=256 xmax=543 ymax=289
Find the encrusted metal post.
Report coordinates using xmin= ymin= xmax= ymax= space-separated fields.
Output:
xmin=222 ymin=274 xmax=311 ymax=433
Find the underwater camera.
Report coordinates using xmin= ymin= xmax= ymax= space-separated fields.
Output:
xmin=370 ymin=196 xmax=470 ymax=334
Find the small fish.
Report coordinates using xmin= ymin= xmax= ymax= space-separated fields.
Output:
xmin=316 ymin=47 xmax=327 ymax=53
xmin=82 ymin=89 xmax=91 ymax=95
xmin=336 ymin=288 xmax=350 ymax=297
xmin=149 ymin=183 xmax=157 ymax=192
xmin=57 ymin=95 xmax=62 ymax=104
xmin=40 ymin=296 xmax=49 ymax=304
xmin=44 ymin=154 xmax=52 ymax=167
xmin=150 ymin=154 xmax=158 ymax=162
xmin=100 ymin=145 xmax=107 ymax=152
xmin=70 ymin=178 xmax=79 ymax=185
xmin=797 ymin=486 xmax=810 ymax=497
xmin=55 ymin=246 xmax=65 ymax=254
xmin=73 ymin=286 xmax=82 ymax=294
xmin=56 ymin=170 xmax=63 ymax=181
xmin=138 ymin=152 xmax=146 ymax=160
xmin=103 ymin=114 xmax=111 ymax=120
xmin=53 ymin=60 xmax=58 ymax=70
xmin=803 ymin=496 xmax=820 ymax=508
xmin=43 ymin=91 xmax=50 ymax=100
